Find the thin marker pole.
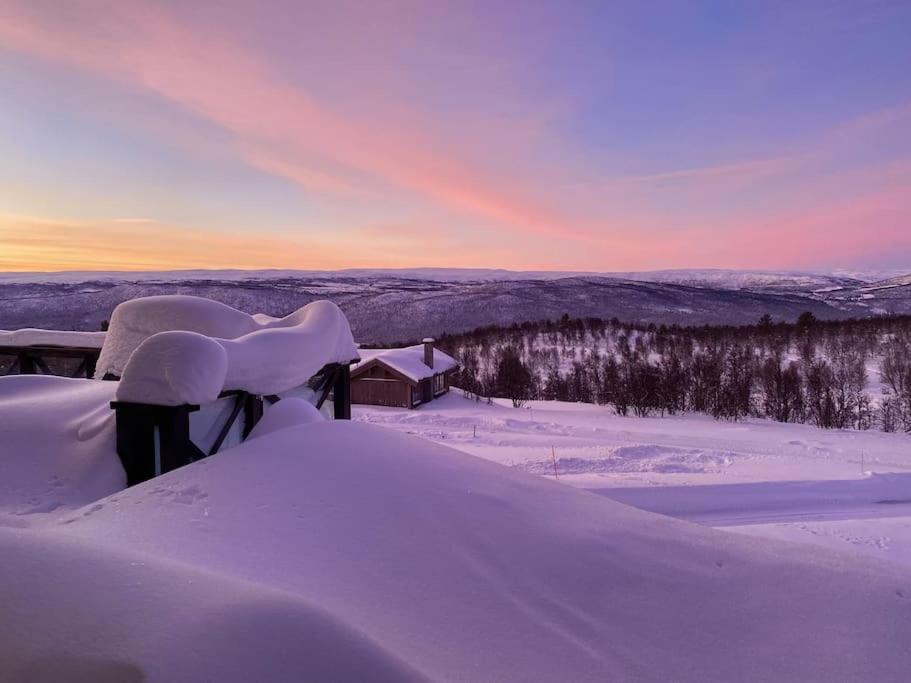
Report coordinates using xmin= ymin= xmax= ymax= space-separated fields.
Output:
xmin=551 ymin=445 xmax=559 ymax=480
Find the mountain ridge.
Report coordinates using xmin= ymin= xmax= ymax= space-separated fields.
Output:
xmin=3 ymin=269 xmax=911 ymax=343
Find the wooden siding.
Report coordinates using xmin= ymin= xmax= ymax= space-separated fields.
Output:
xmin=351 ymin=363 xmax=457 ymax=409
xmin=351 ymin=377 xmax=411 ymax=408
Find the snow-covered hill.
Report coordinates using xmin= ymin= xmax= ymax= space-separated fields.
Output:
xmin=1 ymin=266 xmax=903 ymax=286
xmin=0 ymin=275 xmax=876 ymax=343
xmin=1 ymin=268 xmax=909 ymax=343
xmin=3 ymin=391 xmax=911 ymax=681
xmin=859 ymin=273 xmax=911 ymax=292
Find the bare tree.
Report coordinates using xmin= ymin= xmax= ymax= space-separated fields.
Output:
xmin=493 ymin=346 xmax=534 ymax=408
xmin=759 ymin=354 xmax=804 ymax=423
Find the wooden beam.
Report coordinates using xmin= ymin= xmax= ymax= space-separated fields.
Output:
xmin=333 ymin=364 xmax=351 ymax=419
xmin=208 ymin=393 xmax=246 ymax=456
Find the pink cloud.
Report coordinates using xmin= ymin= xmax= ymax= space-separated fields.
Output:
xmin=0 ymin=1 xmax=908 ymax=271
xmin=0 ymin=1 xmax=576 ymax=241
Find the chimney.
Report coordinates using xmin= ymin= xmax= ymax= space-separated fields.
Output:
xmin=422 ymin=338 xmax=435 ymax=369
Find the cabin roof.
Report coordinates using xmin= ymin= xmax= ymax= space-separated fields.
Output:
xmin=352 ymin=345 xmax=457 ymax=383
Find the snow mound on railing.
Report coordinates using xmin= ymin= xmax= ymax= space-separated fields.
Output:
xmin=115 ymin=331 xmax=229 ymax=406
xmin=96 ymin=296 xmax=257 ymax=376
xmin=219 ymin=300 xmax=357 ymax=396
xmin=98 ymin=296 xmax=358 ymax=405
xmin=0 ymin=328 xmax=106 ymax=348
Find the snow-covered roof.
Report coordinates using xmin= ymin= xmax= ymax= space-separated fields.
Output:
xmin=0 ymin=328 xmax=106 ymax=349
xmin=95 ymin=295 xmax=358 ymax=405
xmin=351 ymin=344 xmax=458 ymax=383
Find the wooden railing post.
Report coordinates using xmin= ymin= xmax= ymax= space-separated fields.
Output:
xmin=110 ymin=401 xmax=203 ymax=486
xmin=334 ymin=364 xmax=351 ymax=420
xmin=17 ymin=352 xmax=36 ymax=375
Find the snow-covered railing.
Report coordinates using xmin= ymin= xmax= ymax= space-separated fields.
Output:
xmin=110 ymin=362 xmax=352 ymax=486
xmin=2 ymin=296 xmax=360 ymax=485
xmin=97 ymin=295 xmax=359 ymax=485
xmin=0 ymin=329 xmax=106 ymax=378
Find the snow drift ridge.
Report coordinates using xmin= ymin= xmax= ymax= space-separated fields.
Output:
xmin=96 ymin=296 xmax=359 ymax=405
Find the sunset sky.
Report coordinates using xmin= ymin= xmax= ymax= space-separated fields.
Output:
xmin=0 ymin=0 xmax=909 ymax=272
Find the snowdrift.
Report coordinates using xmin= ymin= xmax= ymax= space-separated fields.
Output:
xmin=94 ymin=295 xmax=359 ymax=405
xmin=0 ymin=375 xmax=122 ymax=523
xmin=2 ymin=421 xmax=910 ymax=682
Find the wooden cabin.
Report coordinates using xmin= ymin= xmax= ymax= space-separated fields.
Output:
xmin=351 ymin=338 xmax=458 ymax=408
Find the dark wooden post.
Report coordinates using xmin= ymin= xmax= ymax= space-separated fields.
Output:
xmin=110 ymin=402 xmax=204 ymax=486
xmin=334 ymin=364 xmax=351 ymax=420
xmin=157 ymin=405 xmax=198 ymax=475
xmin=17 ymin=352 xmax=36 ymax=375
xmin=243 ymin=393 xmax=264 ymax=437
xmin=84 ymin=352 xmax=97 ymax=379
xmin=111 ymin=403 xmax=156 ymax=486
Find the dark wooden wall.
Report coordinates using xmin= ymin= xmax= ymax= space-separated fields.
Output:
xmin=351 ymin=365 xmax=457 ymax=409
xmin=351 ymin=376 xmax=411 ymax=407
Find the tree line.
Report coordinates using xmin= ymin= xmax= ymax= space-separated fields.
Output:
xmin=433 ymin=312 xmax=911 ymax=432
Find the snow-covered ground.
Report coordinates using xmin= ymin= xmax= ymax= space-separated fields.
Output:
xmin=3 ymin=371 xmax=911 ymax=679
xmin=4 ymin=413 xmax=911 ymax=681
xmin=355 ymin=392 xmax=911 ymax=567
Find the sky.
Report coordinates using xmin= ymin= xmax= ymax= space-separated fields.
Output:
xmin=0 ymin=0 xmax=909 ymax=273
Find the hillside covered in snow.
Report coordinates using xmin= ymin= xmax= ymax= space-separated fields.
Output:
xmin=438 ymin=312 xmax=911 ymax=433
xmin=2 ymin=268 xmax=911 ymax=343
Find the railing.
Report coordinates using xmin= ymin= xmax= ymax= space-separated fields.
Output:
xmin=110 ymin=363 xmax=352 ymax=486
xmin=0 ymin=345 xmax=100 ymax=378
xmin=2 ymin=339 xmax=354 ymax=486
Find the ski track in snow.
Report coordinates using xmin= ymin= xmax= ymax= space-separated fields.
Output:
xmin=356 ymin=392 xmax=911 ymax=566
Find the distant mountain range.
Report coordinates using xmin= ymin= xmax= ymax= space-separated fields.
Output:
xmin=3 ymin=266 xmax=909 ymax=286
xmin=1 ymin=268 xmax=909 ymax=344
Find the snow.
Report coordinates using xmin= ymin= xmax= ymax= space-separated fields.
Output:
xmin=96 ymin=295 xmax=256 ymax=377
xmin=3 ymin=420 xmax=911 ymax=681
xmin=218 ymin=300 xmax=359 ymax=396
xmin=355 ymin=393 xmax=911 ymax=568
xmin=0 ymin=375 xmax=122 ymax=525
xmin=859 ymin=273 xmax=911 ymax=292
xmin=352 ymin=344 xmax=458 ymax=382
xmin=731 ymin=516 xmax=911 ymax=567
xmin=597 ymin=474 xmax=911 ymax=526
xmin=247 ymin=397 xmax=324 ymax=440
xmin=99 ymin=296 xmax=358 ymax=403
xmin=4 ymin=266 xmax=906 ymax=285
xmin=0 ymin=328 xmax=105 ymax=348
xmin=356 ymin=393 xmax=911 ymax=488
xmin=115 ymin=331 xmax=229 ymax=406
xmin=4 ymin=334 xmax=911 ymax=678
